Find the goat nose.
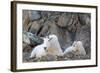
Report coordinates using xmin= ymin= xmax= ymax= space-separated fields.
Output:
xmin=44 ymin=47 xmax=47 ymax=50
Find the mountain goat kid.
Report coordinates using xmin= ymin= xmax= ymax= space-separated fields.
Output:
xmin=30 ymin=37 xmax=49 ymax=59
xmin=63 ymin=41 xmax=86 ymax=56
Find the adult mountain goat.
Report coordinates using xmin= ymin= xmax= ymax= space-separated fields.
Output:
xmin=46 ymin=34 xmax=63 ymax=56
xmin=30 ymin=34 xmax=63 ymax=60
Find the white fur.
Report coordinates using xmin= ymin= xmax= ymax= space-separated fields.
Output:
xmin=74 ymin=41 xmax=86 ymax=55
xmin=63 ymin=46 xmax=74 ymax=55
xmin=30 ymin=37 xmax=49 ymax=59
xmin=46 ymin=34 xmax=63 ymax=56
xmin=30 ymin=34 xmax=64 ymax=59
xmin=30 ymin=45 xmax=47 ymax=59
xmin=64 ymin=41 xmax=86 ymax=56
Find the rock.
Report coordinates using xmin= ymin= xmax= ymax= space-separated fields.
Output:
xmin=23 ymin=10 xmax=41 ymax=31
xmin=75 ymin=13 xmax=91 ymax=55
xmin=32 ymin=54 xmax=57 ymax=61
xmin=67 ymin=14 xmax=81 ymax=33
xmin=23 ymin=52 xmax=31 ymax=62
xmin=57 ymin=13 xmax=81 ymax=45
xmin=57 ymin=13 xmax=72 ymax=27
xmin=23 ymin=10 xmax=30 ymax=31
xmin=23 ymin=44 xmax=32 ymax=52
xmin=29 ymin=11 xmax=41 ymax=21
xmin=78 ymin=13 xmax=91 ymax=26
xmin=23 ymin=32 xmax=30 ymax=44
xmin=40 ymin=11 xmax=51 ymax=19
xmin=38 ymin=21 xmax=51 ymax=37
xmin=30 ymin=35 xmax=44 ymax=45
xmin=23 ymin=31 xmax=43 ymax=47
xmin=29 ymin=21 xmax=41 ymax=34
xmin=64 ymin=52 xmax=74 ymax=59
xmin=46 ymin=54 xmax=57 ymax=61
xmin=75 ymin=25 xmax=91 ymax=55
xmin=47 ymin=21 xmax=58 ymax=35
xmin=23 ymin=43 xmax=27 ymax=49
xmin=56 ymin=28 xmax=72 ymax=50
xmin=26 ymin=32 xmax=44 ymax=46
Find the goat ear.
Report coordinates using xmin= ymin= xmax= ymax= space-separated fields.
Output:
xmin=45 ymin=35 xmax=49 ymax=39
xmin=47 ymin=31 xmax=51 ymax=36
xmin=72 ymin=41 xmax=77 ymax=46
xmin=48 ymin=38 xmax=53 ymax=41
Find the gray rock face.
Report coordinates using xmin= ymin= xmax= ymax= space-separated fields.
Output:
xmin=23 ymin=10 xmax=91 ymax=62
xmin=29 ymin=11 xmax=41 ymax=21
xmin=78 ymin=13 xmax=91 ymax=26
xmin=23 ymin=10 xmax=30 ymax=31
xmin=22 ymin=11 xmax=41 ymax=32
xmin=57 ymin=13 xmax=72 ymax=27
xmin=23 ymin=31 xmax=44 ymax=47
xmin=38 ymin=21 xmax=51 ymax=37
xmin=75 ymin=25 xmax=91 ymax=55
xmin=75 ymin=13 xmax=91 ymax=55
xmin=29 ymin=21 xmax=41 ymax=34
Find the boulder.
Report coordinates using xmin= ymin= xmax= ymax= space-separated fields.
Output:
xmin=23 ymin=10 xmax=30 ymax=31
xmin=26 ymin=32 xmax=44 ymax=46
xmin=29 ymin=11 xmax=41 ymax=21
xmin=29 ymin=21 xmax=41 ymax=34
xmin=38 ymin=24 xmax=50 ymax=37
xmin=78 ymin=13 xmax=91 ymax=26
xmin=75 ymin=25 xmax=91 ymax=55
xmin=57 ymin=13 xmax=72 ymax=27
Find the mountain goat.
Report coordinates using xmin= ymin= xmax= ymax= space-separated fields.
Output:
xmin=30 ymin=37 xmax=49 ymax=59
xmin=64 ymin=41 xmax=86 ymax=56
xmin=30 ymin=34 xmax=64 ymax=60
xmin=46 ymin=34 xmax=63 ymax=56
